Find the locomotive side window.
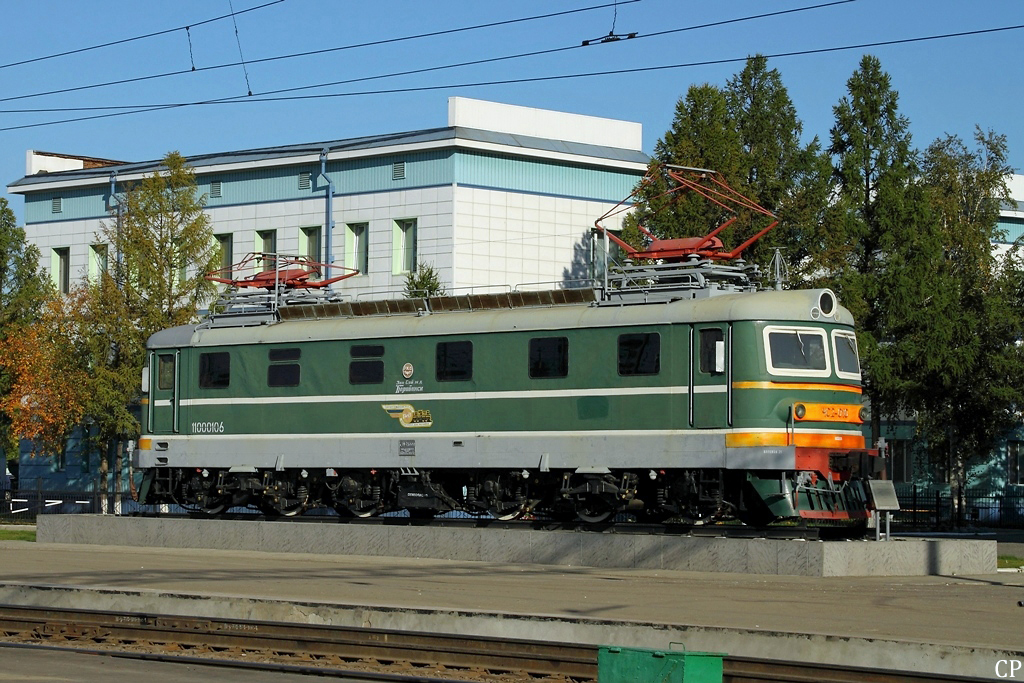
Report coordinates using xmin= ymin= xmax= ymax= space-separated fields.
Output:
xmin=618 ymin=333 xmax=660 ymax=376
xmin=699 ymin=328 xmax=725 ymax=375
xmin=157 ymin=354 xmax=175 ymax=390
xmin=763 ymin=326 xmax=830 ymax=377
xmin=268 ymin=364 xmax=300 ymax=387
xmin=529 ymin=337 xmax=568 ymax=379
xmin=269 ymin=348 xmax=301 ymax=362
xmin=832 ymin=331 xmax=861 ymax=379
xmin=199 ymin=352 xmax=231 ymax=388
xmin=351 ymin=345 xmax=385 ymax=358
xmin=350 ymin=360 xmax=384 ymax=384
xmin=436 ymin=341 xmax=473 ymax=381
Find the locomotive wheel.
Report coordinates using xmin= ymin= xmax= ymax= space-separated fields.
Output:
xmin=479 ymin=474 xmax=527 ymax=520
xmin=489 ymin=501 xmax=526 ymax=521
xmin=336 ymin=504 xmax=379 ymax=518
xmin=575 ymin=495 xmax=615 ymax=524
xmin=260 ymin=499 xmax=305 ymax=518
xmin=199 ymin=500 xmax=229 ymax=517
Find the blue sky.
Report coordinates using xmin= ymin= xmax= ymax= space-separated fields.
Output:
xmin=2 ymin=0 xmax=1021 ymax=224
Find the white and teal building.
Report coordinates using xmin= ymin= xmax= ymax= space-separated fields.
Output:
xmin=7 ymin=98 xmax=647 ymax=305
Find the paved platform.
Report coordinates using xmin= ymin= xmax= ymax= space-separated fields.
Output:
xmin=37 ymin=515 xmax=997 ymax=576
xmin=0 ymin=540 xmax=1020 ymax=679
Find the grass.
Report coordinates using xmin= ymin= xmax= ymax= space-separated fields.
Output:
xmin=998 ymin=555 xmax=1024 ymax=569
xmin=0 ymin=529 xmax=35 ymax=542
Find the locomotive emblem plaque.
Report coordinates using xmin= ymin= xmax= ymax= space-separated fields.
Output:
xmin=382 ymin=403 xmax=434 ymax=428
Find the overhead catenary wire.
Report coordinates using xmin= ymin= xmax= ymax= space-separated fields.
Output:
xmin=0 ymin=0 xmax=286 ymax=71
xmin=0 ymin=0 xmax=642 ymax=105
xmin=0 ymin=0 xmax=856 ymax=115
xmin=228 ymin=0 xmax=254 ymax=96
xmin=0 ymin=21 xmax=1020 ymax=133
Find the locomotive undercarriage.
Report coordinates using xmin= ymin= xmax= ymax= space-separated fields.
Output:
xmin=141 ymin=464 xmax=867 ymax=526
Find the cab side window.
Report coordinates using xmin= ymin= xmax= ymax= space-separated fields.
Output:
xmin=529 ymin=337 xmax=568 ymax=379
xmin=199 ymin=352 xmax=230 ymax=388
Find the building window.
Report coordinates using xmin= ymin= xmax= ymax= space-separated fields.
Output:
xmin=215 ymin=233 xmax=233 ymax=275
xmin=529 ymin=337 xmax=569 ymax=379
xmin=392 ymin=161 xmax=406 ymax=181
xmin=257 ymin=229 xmax=277 ymax=272
xmin=298 ymin=171 xmax=311 ymax=190
xmin=51 ymin=197 xmax=62 ymax=214
xmin=346 ymin=222 xmax=369 ymax=274
xmin=436 ymin=341 xmax=473 ymax=382
xmin=393 ymin=219 xmax=416 ymax=274
xmin=198 ymin=352 xmax=231 ymax=389
xmin=210 ymin=180 xmax=222 ymax=198
xmin=1010 ymin=441 xmax=1023 ymax=486
xmin=301 ymin=226 xmax=322 ymax=265
xmin=52 ymin=247 xmax=70 ymax=294
xmin=89 ymin=244 xmax=108 ymax=281
xmin=618 ymin=333 xmax=660 ymax=376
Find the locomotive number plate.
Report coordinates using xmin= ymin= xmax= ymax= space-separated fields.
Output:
xmin=794 ymin=402 xmax=862 ymax=424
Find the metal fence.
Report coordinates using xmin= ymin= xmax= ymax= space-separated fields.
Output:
xmin=893 ymin=484 xmax=1024 ymax=529
xmin=0 ymin=482 xmax=155 ymax=524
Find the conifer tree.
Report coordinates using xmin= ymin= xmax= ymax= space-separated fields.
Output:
xmin=822 ymin=54 xmax=934 ymax=444
xmin=626 ymin=57 xmax=829 ymax=273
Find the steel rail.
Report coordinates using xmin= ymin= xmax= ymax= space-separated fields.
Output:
xmin=0 ymin=604 xmax=595 ymax=680
xmin=0 ymin=604 xmax=991 ymax=683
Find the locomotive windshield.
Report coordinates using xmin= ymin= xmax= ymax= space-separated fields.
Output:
xmin=832 ymin=330 xmax=861 ymax=379
xmin=764 ymin=326 xmax=830 ymax=377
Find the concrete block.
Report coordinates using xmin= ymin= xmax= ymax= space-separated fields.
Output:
xmin=529 ymin=531 xmax=582 ymax=567
xmin=776 ymin=540 xmax=820 ymax=577
xmin=632 ymin=535 xmax=666 ymax=570
xmin=34 ymin=516 xmax=998 ymax=576
xmin=580 ymin=532 xmax=634 ymax=569
xmin=480 ymin=529 xmax=533 ymax=565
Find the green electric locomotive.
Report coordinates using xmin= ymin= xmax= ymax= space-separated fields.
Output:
xmin=134 ymin=264 xmax=882 ymax=525
xmin=133 ymin=166 xmax=885 ymax=525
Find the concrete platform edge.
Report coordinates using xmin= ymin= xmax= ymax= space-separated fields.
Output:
xmin=0 ymin=582 xmax=1015 ymax=680
xmin=37 ymin=515 xmax=997 ymax=576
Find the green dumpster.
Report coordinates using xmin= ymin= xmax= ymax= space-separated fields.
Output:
xmin=597 ymin=645 xmax=723 ymax=683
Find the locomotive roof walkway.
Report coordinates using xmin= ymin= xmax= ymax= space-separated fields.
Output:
xmin=0 ymin=518 xmax=1021 ymax=680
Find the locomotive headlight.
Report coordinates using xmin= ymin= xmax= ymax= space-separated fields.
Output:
xmin=859 ymin=406 xmax=870 ymax=423
xmin=793 ymin=403 xmax=807 ymax=420
xmin=818 ymin=290 xmax=837 ymax=316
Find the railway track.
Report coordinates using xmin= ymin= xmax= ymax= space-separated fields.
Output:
xmin=0 ymin=604 xmax=991 ymax=683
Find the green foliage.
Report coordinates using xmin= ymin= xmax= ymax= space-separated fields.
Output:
xmin=404 ymin=262 xmax=447 ymax=298
xmin=819 ymin=54 xmax=930 ymax=437
xmin=84 ymin=151 xmax=219 ymax=448
xmin=103 ymin=151 xmax=220 ymax=339
xmin=636 ymin=56 xmax=830 ymax=270
xmin=912 ymin=129 xmax=1024 ymax=492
